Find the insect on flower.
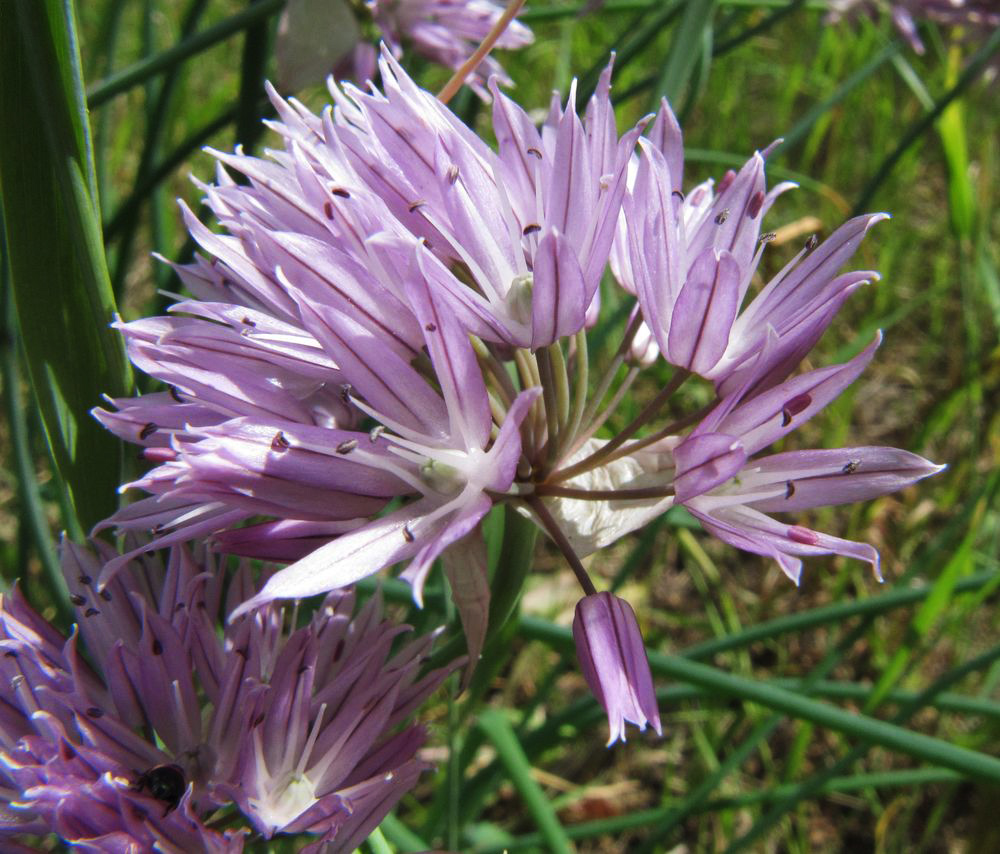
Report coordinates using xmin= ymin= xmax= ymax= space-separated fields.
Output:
xmin=134 ymin=763 xmax=187 ymax=816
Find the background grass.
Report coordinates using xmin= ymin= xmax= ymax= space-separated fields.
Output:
xmin=2 ymin=1 xmax=998 ymax=851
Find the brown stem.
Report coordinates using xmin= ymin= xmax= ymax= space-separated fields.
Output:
xmin=437 ymin=0 xmax=527 ymax=104
xmin=525 ymin=495 xmax=597 ymax=596
xmin=551 ymin=368 xmax=691 ymax=483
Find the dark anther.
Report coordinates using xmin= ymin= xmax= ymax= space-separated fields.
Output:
xmin=785 ymin=480 xmax=796 ymax=499
xmin=526 ymin=147 xmax=542 ymax=159
xmin=369 ymin=425 xmax=385 ymax=443
xmin=672 ymin=190 xmax=685 ymax=201
xmin=446 ymin=165 xmax=460 ymax=184
xmin=151 ymin=639 xmax=163 ymax=656
xmin=169 ymin=386 xmax=184 ymax=402
xmin=748 ymin=190 xmax=765 ymax=218
xmin=4 ymin=650 xmax=16 ymax=658
xmin=297 ymin=664 xmax=309 ymax=675
xmin=522 ymin=223 xmax=541 ymax=236
xmin=242 ymin=316 xmax=256 ymax=327
xmin=842 ymin=460 xmax=861 ymax=474
xmin=70 ymin=594 xmax=86 ymax=607
xmin=78 ymin=574 xmax=92 ymax=585
xmin=86 ymin=707 xmax=104 ymax=718
xmin=323 ymin=201 xmax=334 ymax=219
xmin=340 ymin=383 xmax=353 ymax=403
xmin=425 ymin=322 xmax=437 ymax=332
xmin=717 ymin=170 xmax=736 ymax=194
xmin=235 ymin=646 xmax=249 ymax=660
xmin=99 ymin=589 xmax=112 ymax=602
xmin=714 ymin=208 xmax=730 ymax=225
xmin=271 ymin=431 xmax=291 ymax=451
xmin=336 ymin=439 xmax=358 ymax=455
xmin=84 ymin=608 xmax=100 ymax=617
xmin=408 ymin=200 xmax=426 ymax=213
xmin=780 ymin=393 xmax=812 ymax=426
xmin=805 ymin=234 xmax=819 ymax=252
xmin=139 ymin=423 xmax=157 ymax=440
xmin=402 ymin=525 xmax=415 ymax=543
xmin=330 ymin=186 xmax=350 ymax=198
xmin=759 ymin=232 xmax=777 ymax=244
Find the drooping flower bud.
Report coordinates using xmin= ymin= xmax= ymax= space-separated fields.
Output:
xmin=572 ymin=593 xmax=662 ymax=746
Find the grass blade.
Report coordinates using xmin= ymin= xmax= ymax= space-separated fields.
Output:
xmin=520 ymin=619 xmax=1000 ymax=783
xmin=853 ymin=25 xmax=1000 ymax=214
xmin=650 ymin=0 xmax=717 ymax=109
xmin=477 ymin=709 xmax=575 ymax=854
xmin=86 ymin=0 xmax=285 ymax=108
xmin=0 ymin=0 xmax=132 ymax=535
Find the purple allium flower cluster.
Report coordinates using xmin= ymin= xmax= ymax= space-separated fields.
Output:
xmin=0 ymin=540 xmax=456 ymax=851
xmin=94 ymin=49 xmax=941 ymax=744
xmin=276 ymin=0 xmax=532 ymax=95
xmin=827 ymin=0 xmax=1000 ymax=53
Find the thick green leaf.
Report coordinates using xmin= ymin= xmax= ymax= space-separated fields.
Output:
xmin=0 ymin=0 xmax=132 ymax=535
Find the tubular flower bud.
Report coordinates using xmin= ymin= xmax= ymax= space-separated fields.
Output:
xmin=573 ymin=593 xmax=662 ymax=746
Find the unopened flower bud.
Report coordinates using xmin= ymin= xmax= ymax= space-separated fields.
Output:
xmin=573 ymin=593 xmax=662 ymax=746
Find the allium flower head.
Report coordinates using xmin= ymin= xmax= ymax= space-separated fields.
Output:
xmin=0 ymin=541 xmax=457 ymax=851
xmin=96 ymin=56 xmax=942 ymax=741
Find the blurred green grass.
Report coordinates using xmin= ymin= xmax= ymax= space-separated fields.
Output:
xmin=4 ymin=1 xmax=997 ymax=851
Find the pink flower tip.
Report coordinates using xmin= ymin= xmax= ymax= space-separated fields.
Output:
xmin=573 ymin=592 xmax=662 ymax=746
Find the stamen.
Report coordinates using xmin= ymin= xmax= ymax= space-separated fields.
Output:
xmin=329 ymin=186 xmax=350 ymax=198
xmin=842 ymin=460 xmax=860 ymax=474
xmin=526 ymin=147 xmax=542 ymax=159
xmin=139 ymin=423 xmax=158 ymax=440
xmin=785 ymin=480 xmax=796 ymax=499
xmin=781 ymin=393 xmax=812 ymax=426
xmin=402 ymin=525 xmax=415 ymax=543
xmin=804 ymin=234 xmax=819 ymax=252
xmin=271 ymin=431 xmax=291 ymax=452
xmin=369 ymin=425 xmax=385 ymax=443
xmin=336 ymin=439 xmax=358 ymax=455
xmin=522 ymin=223 xmax=541 ymax=235
xmin=408 ymin=200 xmax=426 ymax=213
xmin=788 ymin=525 xmax=819 ymax=545
xmin=717 ymin=169 xmax=736 ymax=195
xmin=714 ymin=209 xmax=730 ymax=225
